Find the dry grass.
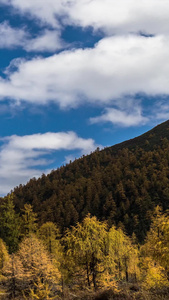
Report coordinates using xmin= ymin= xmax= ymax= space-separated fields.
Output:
xmin=62 ymin=285 xmax=169 ymax=300
xmin=1 ymin=283 xmax=169 ymax=300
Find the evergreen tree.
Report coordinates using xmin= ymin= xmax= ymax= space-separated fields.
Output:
xmin=0 ymin=196 xmax=21 ymax=253
xmin=38 ymin=222 xmax=60 ymax=255
xmin=21 ymin=203 xmax=37 ymax=236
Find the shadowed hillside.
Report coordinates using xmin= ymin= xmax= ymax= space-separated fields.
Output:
xmin=11 ymin=120 xmax=169 ymax=241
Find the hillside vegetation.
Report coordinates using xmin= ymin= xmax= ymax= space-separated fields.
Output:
xmin=10 ymin=119 xmax=169 ymax=241
xmin=1 ymin=120 xmax=169 ymax=298
xmin=0 ymin=199 xmax=169 ymax=299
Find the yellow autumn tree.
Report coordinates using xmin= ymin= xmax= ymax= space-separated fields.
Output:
xmin=6 ymin=234 xmax=62 ymax=299
xmin=145 ymin=207 xmax=169 ymax=269
xmin=3 ymin=253 xmax=24 ymax=299
xmin=38 ymin=222 xmax=61 ymax=256
xmin=140 ymin=256 xmax=169 ymax=290
xmin=38 ymin=222 xmax=64 ymax=292
xmin=141 ymin=206 xmax=169 ymax=289
xmin=64 ymin=214 xmax=108 ymax=290
xmin=0 ymin=238 xmax=9 ymax=282
xmin=108 ymin=226 xmax=140 ymax=283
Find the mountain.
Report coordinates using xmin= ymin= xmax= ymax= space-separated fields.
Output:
xmin=11 ymin=120 xmax=169 ymax=241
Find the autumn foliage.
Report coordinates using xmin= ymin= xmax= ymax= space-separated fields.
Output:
xmin=0 ymin=198 xmax=169 ymax=299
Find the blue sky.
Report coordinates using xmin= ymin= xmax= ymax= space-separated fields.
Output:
xmin=0 ymin=0 xmax=169 ymax=195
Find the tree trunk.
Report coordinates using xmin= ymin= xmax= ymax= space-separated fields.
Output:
xmin=118 ymin=261 xmax=121 ymax=280
xmin=11 ymin=255 xmax=16 ymax=299
xmin=124 ymin=257 xmax=129 ymax=282
xmin=86 ymin=261 xmax=90 ymax=287
xmin=92 ymin=270 xmax=97 ymax=291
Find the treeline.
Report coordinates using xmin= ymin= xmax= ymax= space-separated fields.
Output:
xmin=12 ymin=133 xmax=169 ymax=242
xmin=0 ymin=196 xmax=169 ymax=299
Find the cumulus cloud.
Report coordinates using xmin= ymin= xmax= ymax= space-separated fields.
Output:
xmin=1 ymin=0 xmax=169 ymax=35
xmin=0 ymin=0 xmax=64 ymax=28
xmin=0 ymin=131 xmax=98 ymax=195
xmin=0 ymin=35 xmax=169 ymax=109
xmin=66 ymin=0 xmax=169 ymax=35
xmin=0 ymin=21 xmax=27 ymax=48
xmin=25 ymin=30 xmax=65 ymax=52
xmin=90 ymin=107 xmax=148 ymax=127
xmin=0 ymin=22 xmax=64 ymax=51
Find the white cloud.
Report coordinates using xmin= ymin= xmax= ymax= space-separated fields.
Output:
xmin=1 ymin=0 xmax=169 ymax=35
xmin=0 ymin=132 xmax=98 ymax=195
xmin=153 ymin=102 xmax=169 ymax=121
xmin=0 ymin=35 xmax=169 ymax=109
xmin=156 ymin=112 xmax=169 ymax=120
xmin=66 ymin=0 xmax=169 ymax=35
xmin=0 ymin=21 xmax=27 ymax=48
xmin=0 ymin=22 xmax=64 ymax=51
xmin=90 ymin=107 xmax=148 ymax=127
xmin=25 ymin=30 xmax=65 ymax=52
xmin=0 ymin=0 xmax=64 ymax=28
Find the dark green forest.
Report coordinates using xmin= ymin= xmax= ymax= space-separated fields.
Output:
xmin=8 ymin=119 xmax=169 ymax=242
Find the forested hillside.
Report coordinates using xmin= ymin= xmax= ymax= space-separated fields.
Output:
xmin=0 ymin=201 xmax=169 ymax=299
xmin=1 ymin=121 xmax=169 ymax=299
xmin=8 ymin=120 xmax=169 ymax=241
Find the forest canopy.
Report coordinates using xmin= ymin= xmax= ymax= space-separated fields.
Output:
xmin=0 ymin=199 xmax=169 ymax=299
xmin=9 ymin=119 xmax=169 ymax=242
xmin=1 ymin=120 xmax=169 ymax=298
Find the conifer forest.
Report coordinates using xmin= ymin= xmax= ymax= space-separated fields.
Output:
xmin=1 ymin=120 xmax=169 ymax=299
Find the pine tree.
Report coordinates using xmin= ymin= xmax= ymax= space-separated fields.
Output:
xmin=38 ymin=222 xmax=60 ymax=255
xmin=0 ymin=196 xmax=21 ymax=253
xmin=21 ymin=203 xmax=37 ymax=236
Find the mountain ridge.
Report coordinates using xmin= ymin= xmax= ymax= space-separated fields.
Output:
xmin=104 ymin=119 xmax=169 ymax=152
xmin=10 ymin=119 xmax=169 ymax=241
